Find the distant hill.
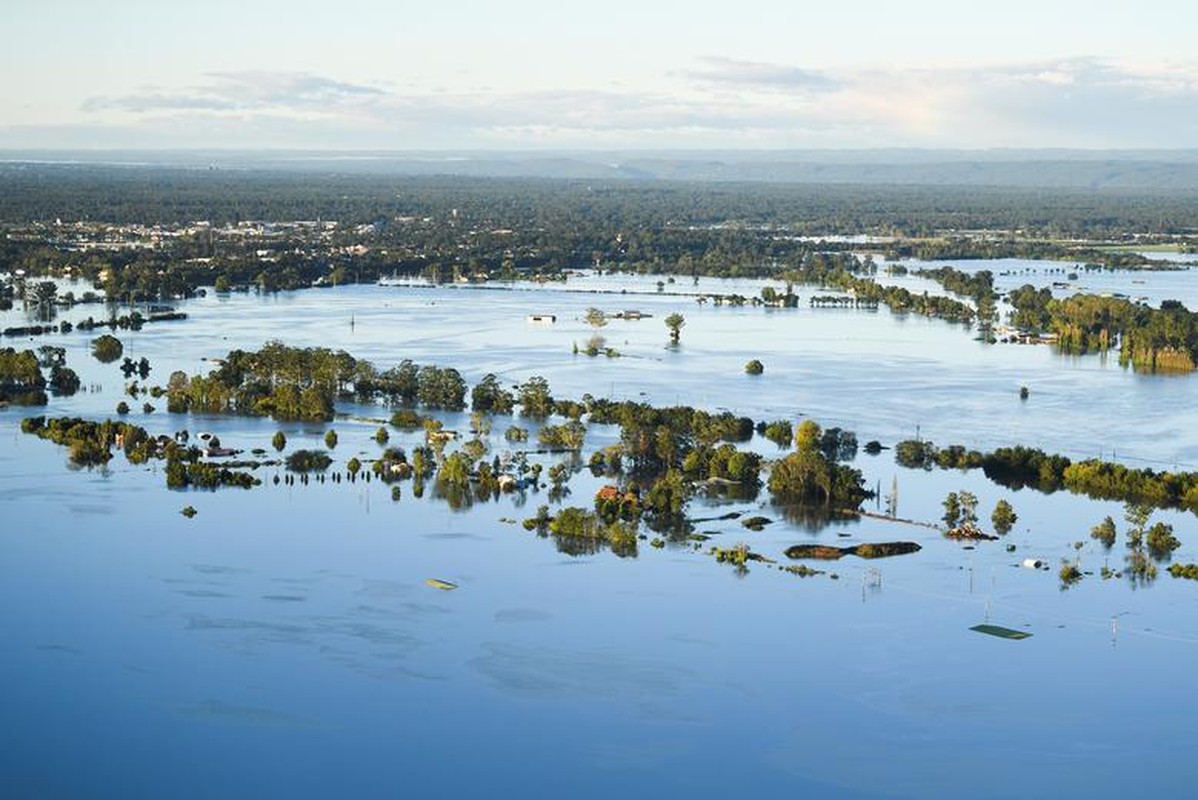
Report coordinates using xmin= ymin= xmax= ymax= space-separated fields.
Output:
xmin=4 ymin=148 xmax=1198 ymax=189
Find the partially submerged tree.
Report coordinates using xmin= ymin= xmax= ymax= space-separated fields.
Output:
xmin=1090 ymin=516 xmax=1117 ymax=549
xmin=665 ymin=313 xmax=685 ymax=344
xmin=991 ymin=499 xmax=1017 ymax=534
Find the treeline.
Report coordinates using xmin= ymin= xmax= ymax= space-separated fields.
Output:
xmin=164 ymin=343 xmax=552 ymax=421
xmin=155 ymin=344 xmax=874 ymax=518
xmin=895 ymin=439 xmax=1198 ymax=513
xmin=1 ymin=345 xmax=83 ymax=404
xmin=808 ymin=269 xmax=978 ymax=324
xmin=883 ymin=237 xmax=1172 ymax=268
xmin=6 ymin=165 xmax=1198 ymax=236
xmin=0 ymin=347 xmax=46 ymax=404
xmin=3 ymin=309 xmax=188 ymax=341
xmin=6 ymin=167 xmax=1198 ymax=304
xmin=769 ymin=421 xmax=870 ymax=509
xmin=1007 ymin=286 xmax=1198 ymax=370
xmin=19 ymin=415 xmax=261 ymax=488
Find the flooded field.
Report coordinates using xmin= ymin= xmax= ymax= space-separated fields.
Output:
xmin=3 ymin=263 xmax=1197 ymax=799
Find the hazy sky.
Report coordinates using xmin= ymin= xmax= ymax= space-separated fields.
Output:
xmin=4 ymin=0 xmax=1198 ymax=150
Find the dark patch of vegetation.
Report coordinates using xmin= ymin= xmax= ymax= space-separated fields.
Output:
xmin=991 ymin=499 xmax=1017 ymax=534
xmin=1091 ymin=516 xmax=1118 ymax=549
xmin=710 ymin=544 xmax=772 ymax=573
xmin=1167 ymin=563 xmax=1198 ymax=580
xmin=538 ymin=421 xmax=586 ymax=451
xmin=895 ymin=438 xmax=1198 ymax=515
xmin=285 ymin=449 xmax=333 ymax=473
xmin=768 ymin=421 xmax=870 ymax=510
xmin=471 ymin=373 xmax=515 ymax=414
xmin=665 ymin=313 xmax=685 ymax=344
xmin=49 ymin=365 xmax=80 ymax=396
xmin=166 ymin=458 xmax=260 ymax=490
xmin=390 ymin=409 xmax=426 ymax=429
xmin=23 ymin=415 xmax=260 ymax=489
xmin=854 ymin=541 xmax=922 ymax=558
xmin=782 ymin=564 xmax=824 ymax=577
xmin=22 ymin=415 xmax=137 ymax=466
xmin=0 ymin=347 xmax=48 ymax=405
xmin=517 ymin=376 xmax=554 ymax=419
xmin=757 ymin=419 xmax=793 ymax=449
xmin=521 ymin=505 xmax=638 ymax=558
xmin=785 ymin=541 xmax=921 ymax=560
xmin=1007 ymin=288 xmax=1198 ymax=372
xmin=91 ymin=334 xmax=124 ymax=363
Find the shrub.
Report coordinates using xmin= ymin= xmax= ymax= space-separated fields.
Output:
xmin=286 ymin=449 xmax=332 ymax=472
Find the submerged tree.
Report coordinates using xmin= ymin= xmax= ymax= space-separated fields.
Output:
xmin=1146 ymin=521 xmax=1181 ymax=561
xmin=991 ymin=499 xmax=1017 ymax=534
xmin=518 ymin=376 xmax=554 ymax=419
xmin=1090 ymin=516 xmax=1117 ymax=549
xmin=942 ymin=490 xmax=978 ymax=529
xmin=768 ymin=419 xmax=869 ymax=509
xmin=665 ymin=313 xmax=685 ymax=344
xmin=91 ymin=334 xmax=124 ymax=364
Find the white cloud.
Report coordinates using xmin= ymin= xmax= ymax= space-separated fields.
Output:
xmin=83 ymin=72 xmax=386 ymax=115
xmin=683 ymin=57 xmax=841 ymax=92
xmin=40 ymin=58 xmax=1198 ymax=149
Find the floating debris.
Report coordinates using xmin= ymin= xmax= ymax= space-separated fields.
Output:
xmin=424 ymin=578 xmax=458 ymax=591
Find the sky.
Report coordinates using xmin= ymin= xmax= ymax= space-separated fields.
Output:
xmin=3 ymin=0 xmax=1198 ymax=151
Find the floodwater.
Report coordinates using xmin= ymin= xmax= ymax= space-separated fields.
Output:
xmin=2 ymin=263 xmax=1197 ymax=799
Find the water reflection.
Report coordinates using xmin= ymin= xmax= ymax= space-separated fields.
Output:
xmin=774 ymin=502 xmax=863 ymax=534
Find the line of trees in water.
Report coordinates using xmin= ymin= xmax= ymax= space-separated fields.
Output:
xmin=893 ymin=264 xmax=1198 ymax=372
xmin=896 ymin=438 xmax=1198 ymax=514
xmin=22 ymin=339 xmax=879 ymax=542
xmin=19 ymin=415 xmax=262 ymax=489
xmin=26 ymin=332 xmax=1198 ymax=568
xmin=20 ymin=334 xmax=1198 ymax=525
xmin=1 ymin=345 xmax=85 ymax=405
xmin=142 ymin=340 xmax=1198 ymax=520
xmin=883 ymin=236 xmax=1176 ymax=269
xmin=1007 ymin=286 xmax=1198 ymax=370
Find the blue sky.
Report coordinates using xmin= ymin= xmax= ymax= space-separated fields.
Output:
xmin=3 ymin=0 xmax=1197 ymax=149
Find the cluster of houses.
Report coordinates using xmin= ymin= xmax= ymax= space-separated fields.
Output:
xmin=525 ymin=309 xmax=650 ymax=324
xmin=994 ymin=325 xmax=1060 ymax=345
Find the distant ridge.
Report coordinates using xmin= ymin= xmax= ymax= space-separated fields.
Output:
xmin=4 ymin=148 xmax=1198 ymax=190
